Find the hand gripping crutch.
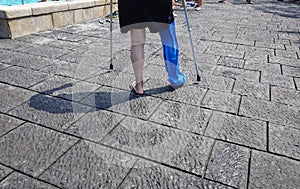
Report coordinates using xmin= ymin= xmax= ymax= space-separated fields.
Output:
xmin=181 ymin=0 xmax=201 ymax=81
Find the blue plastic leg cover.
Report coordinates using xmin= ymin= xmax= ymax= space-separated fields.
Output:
xmin=159 ymin=22 xmax=186 ymax=87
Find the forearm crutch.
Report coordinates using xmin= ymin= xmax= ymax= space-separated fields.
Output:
xmin=181 ymin=0 xmax=201 ymax=81
xmin=109 ymin=0 xmax=113 ymax=69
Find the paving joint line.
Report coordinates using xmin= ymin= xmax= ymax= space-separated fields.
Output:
xmin=201 ymin=139 xmax=216 ymax=179
xmin=245 ymin=149 xmax=252 ymax=189
xmin=0 ymin=162 xmax=63 ymax=189
xmin=116 ymin=159 xmax=139 ymax=189
xmin=212 ymin=138 xmax=300 ymax=163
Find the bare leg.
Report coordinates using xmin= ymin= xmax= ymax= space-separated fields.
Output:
xmin=130 ymin=28 xmax=146 ymax=94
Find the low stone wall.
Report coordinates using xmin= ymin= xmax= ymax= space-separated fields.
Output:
xmin=0 ymin=0 xmax=117 ymax=39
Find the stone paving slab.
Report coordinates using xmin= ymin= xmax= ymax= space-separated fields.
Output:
xmin=80 ymin=86 xmax=163 ymax=119
xmin=271 ymin=86 xmax=300 ymax=107
xmin=149 ymin=100 xmax=212 ymax=135
xmin=196 ymin=74 xmax=235 ymax=92
xmin=269 ymin=55 xmax=300 ymax=68
xmin=295 ymin=77 xmax=300 ymax=90
xmin=201 ymin=89 xmax=241 ymax=114
xmin=39 ymin=141 xmax=137 ymax=189
xmin=205 ymin=141 xmax=250 ymax=188
xmin=30 ymin=75 xmax=101 ymax=103
xmin=240 ymin=96 xmax=300 ymax=129
xmin=0 ymin=49 xmax=20 ymax=64
xmin=238 ymin=45 xmax=274 ymax=60
xmin=205 ymin=111 xmax=267 ymax=150
xmin=86 ymin=70 xmax=136 ymax=90
xmin=260 ymin=72 xmax=295 ymax=89
xmin=102 ymin=117 xmax=214 ymax=175
xmin=119 ymin=159 xmax=234 ymax=189
xmin=40 ymin=60 xmax=103 ymax=81
xmin=282 ymin=65 xmax=300 ymax=78
xmin=65 ymin=110 xmax=125 ymax=143
xmin=249 ymin=150 xmax=300 ymax=189
xmin=0 ymin=66 xmax=51 ymax=88
xmin=233 ymin=80 xmax=270 ymax=100
xmin=0 ymin=123 xmax=78 ymax=177
xmin=222 ymin=36 xmax=255 ymax=47
xmin=0 ymin=0 xmax=300 ymax=188
xmin=8 ymin=94 xmax=92 ymax=131
xmin=0 ymin=83 xmax=38 ymax=113
xmin=244 ymin=60 xmax=281 ymax=75
xmin=58 ymin=49 xmax=111 ymax=68
xmin=0 ymin=39 xmax=32 ymax=51
xmin=1 ymin=52 xmax=57 ymax=70
xmin=37 ymin=30 xmax=89 ymax=42
xmin=0 ymin=172 xmax=59 ymax=189
xmin=13 ymin=34 xmax=56 ymax=46
xmin=217 ymin=56 xmax=245 ymax=68
xmin=269 ymin=123 xmax=300 ymax=160
xmin=47 ymin=39 xmax=82 ymax=51
xmin=0 ymin=113 xmax=24 ymax=137
xmin=255 ymin=41 xmax=285 ymax=50
xmin=214 ymin=65 xmax=260 ymax=82
xmin=275 ymin=49 xmax=298 ymax=59
xmin=0 ymin=164 xmax=13 ymax=181
xmin=0 ymin=62 xmax=13 ymax=71
xmin=19 ymin=45 xmax=72 ymax=59
xmin=204 ymin=45 xmax=245 ymax=59
xmin=145 ymin=78 xmax=208 ymax=106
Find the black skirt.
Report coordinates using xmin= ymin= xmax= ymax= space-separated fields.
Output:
xmin=118 ymin=0 xmax=174 ymax=33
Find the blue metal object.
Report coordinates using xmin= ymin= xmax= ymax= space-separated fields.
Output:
xmin=186 ymin=1 xmax=195 ymax=7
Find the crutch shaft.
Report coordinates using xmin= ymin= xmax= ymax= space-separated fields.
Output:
xmin=181 ymin=0 xmax=200 ymax=81
xmin=109 ymin=0 xmax=113 ymax=69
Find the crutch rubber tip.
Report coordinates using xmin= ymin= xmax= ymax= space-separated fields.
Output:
xmin=110 ymin=64 xmax=113 ymax=69
xmin=197 ymin=75 xmax=201 ymax=81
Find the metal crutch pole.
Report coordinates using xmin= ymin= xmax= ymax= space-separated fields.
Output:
xmin=181 ymin=0 xmax=201 ymax=81
xmin=109 ymin=0 xmax=114 ymax=69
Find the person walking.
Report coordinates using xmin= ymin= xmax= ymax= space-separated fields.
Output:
xmin=218 ymin=0 xmax=253 ymax=3
xmin=173 ymin=0 xmax=203 ymax=11
xmin=194 ymin=0 xmax=203 ymax=10
xmin=118 ymin=0 xmax=186 ymax=95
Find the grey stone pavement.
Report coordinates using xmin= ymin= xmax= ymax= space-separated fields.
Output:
xmin=0 ymin=0 xmax=300 ymax=188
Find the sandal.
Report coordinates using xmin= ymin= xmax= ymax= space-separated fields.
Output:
xmin=218 ymin=0 xmax=228 ymax=3
xmin=194 ymin=5 xmax=202 ymax=11
xmin=246 ymin=0 xmax=253 ymax=4
xmin=130 ymin=81 xmax=144 ymax=95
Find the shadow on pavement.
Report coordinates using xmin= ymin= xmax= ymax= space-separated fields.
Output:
xmin=28 ymin=83 xmax=174 ymax=114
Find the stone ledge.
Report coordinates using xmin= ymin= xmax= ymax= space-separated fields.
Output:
xmin=95 ymin=0 xmax=106 ymax=6
xmin=68 ymin=0 xmax=95 ymax=10
xmin=0 ymin=5 xmax=32 ymax=19
xmin=52 ymin=10 xmax=74 ymax=28
xmin=9 ymin=15 xmax=54 ymax=39
xmin=31 ymin=2 xmax=69 ymax=16
xmin=0 ymin=0 xmax=117 ymax=39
